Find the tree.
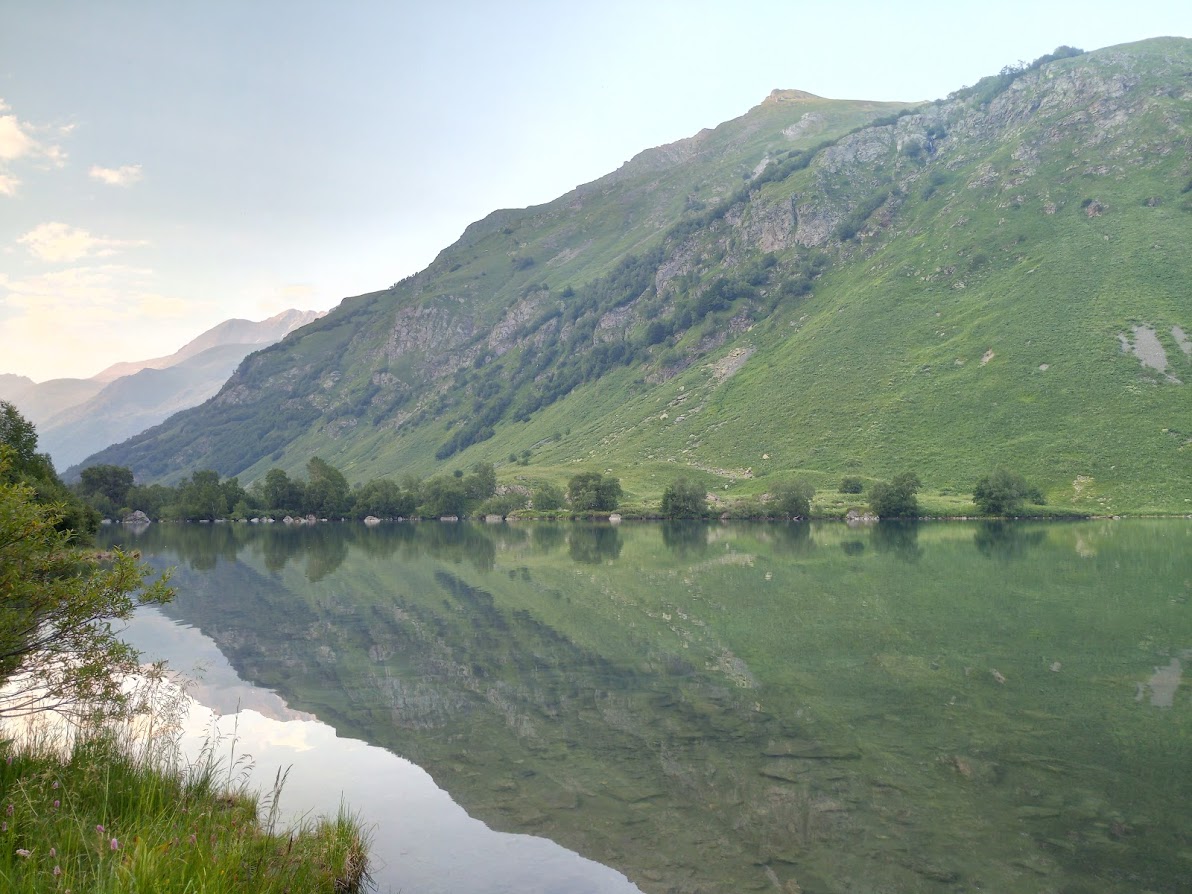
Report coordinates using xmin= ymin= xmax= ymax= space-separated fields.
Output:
xmin=973 ymin=468 xmax=1035 ymax=516
xmin=353 ymin=478 xmax=416 ymax=518
xmin=78 ymin=464 xmax=135 ymax=515
xmin=306 ymin=456 xmax=352 ymax=516
xmin=660 ymin=477 xmax=707 ymax=518
xmin=260 ymin=467 xmax=304 ymax=511
xmin=2 ymin=401 xmax=97 ymax=534
xmin=125 ymin=483 xmax=174 ymax=519
xmin=531 ymin=482 xmax=564 ymax=511
xmin=421 ymin=475 xmax=469 ymax=518
xmin=869 ymin=471 xmax=921 ymax=518
xmin=568 ymin=472 xmax=622 ymax=512
xmin=463 ymin=462 xmax=497 ymax=502
xmin=177 ymin=470 xmax=228 ymax=520
xmin=221 ymin=476 xmax=249 ymax=516
xmin=0 ymin=453 xmax=172 ymax=719
xmin=771 ymin=478 xmax=815 ymax=518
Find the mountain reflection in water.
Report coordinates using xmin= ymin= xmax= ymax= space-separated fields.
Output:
xmin=119 ymin=607 xmax=643 ymax=894
xmin=105 ymin=520 xmax=1192 ymax=894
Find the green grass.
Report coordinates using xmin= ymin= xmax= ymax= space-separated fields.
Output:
xmin=0 ymin=717 xmax=369 ymax=894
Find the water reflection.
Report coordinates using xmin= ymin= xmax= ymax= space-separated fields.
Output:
xmin=567 ymin=523 xmax=622 ymax=564
xmin=659 ymin=520 xmax=709 ymax=557
xmin=972 ymin=519 xmax=1047 ymax=561
xmin=868 ymin=519 xmax=921 ymax=560
xmin=118 ymin=608 xmax=644 ymax=894
xmin=104 ymin=520 xmax=1192 ymax=894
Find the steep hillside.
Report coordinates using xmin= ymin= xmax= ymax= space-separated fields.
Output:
xmin=84 ymin=39 xmax=1192 ymax=511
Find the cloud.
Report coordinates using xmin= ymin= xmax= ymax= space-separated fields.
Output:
xmin=89 ymin=163 xmax=143 ymax=186
xmin=17 ymin=222 xmax=146 ymax=263
xmin=0 ymin=112 xmax=37 ymax=161
xmin=0 ymin=265 xmax=190 ymax=380
xmin=0 ymin=97 xmax=70 ymax=197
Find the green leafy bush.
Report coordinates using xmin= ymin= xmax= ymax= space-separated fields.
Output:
xmin=568 ymin=472 xmax=622 ymax=512
xmin=770 ymin=478 xmax=815 ymax=518
xmin=839 ymin=476 xmax=864 ymax=494
xmin=869 ymin=471 xmax=921 ymax=518
xmin=973 ymin=468 xmax=1038 ymax=515
xmin=660 ymin=477 xmax=707 ymax=518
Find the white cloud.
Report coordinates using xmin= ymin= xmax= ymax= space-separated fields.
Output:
xmin=0 ymin=113 xmax=37 ymax=161
xmin=0 ymin=97 xmax=70 ymax=197
xmin=17 ymin=222 xmax=146 ymax=263
xmin=89 ymin=163 xmax=143 ymax=186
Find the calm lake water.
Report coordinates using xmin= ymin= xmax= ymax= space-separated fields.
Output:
xmin=101 ymin=519 xmax=1192 ymax=894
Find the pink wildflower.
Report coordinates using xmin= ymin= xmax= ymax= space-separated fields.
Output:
xmin=95 ymin=824 xmax=104 ymax=834
xmin=54 ymin=866 xmax=62 ymax=877
xmin=1 ymin=821 xmax=7 ymax=832
xmin=110 ymin=838 xmax=119 ymax=851
xmin=53 ymin=799 xmax=60 ymax=809
xmin=52 ymin=781 xmax=59 ymax=789
xmin=15 ymin=848 xmax=30 ymax=858
xmin=50 ymin=847 xmax=56 ymax=857
xmin=5 ymin=803 xmax=12 ymax=816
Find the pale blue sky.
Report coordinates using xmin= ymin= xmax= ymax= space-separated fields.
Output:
xmin=2 ymin=1 xmax=1188 ymax=380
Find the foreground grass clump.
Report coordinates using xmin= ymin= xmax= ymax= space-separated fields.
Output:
xmin=0 ymin=729 xmax=369 ymax=893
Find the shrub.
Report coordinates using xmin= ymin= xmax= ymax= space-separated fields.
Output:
xmin=973 ymin=468 xmax=1037 ymax=515
xmin=770 ymin=478 xmax=815 ymax=518
xmin=568 ymin=472 xmax=622 ymax=512
xmin=839 ymin=476 xmax=865 ymax=494
xmin=869 ymin=471 xmax=921 ymax=518
xmin=478 ymin=492 xmax=528 ymax=517
xmin=660 ymin=477 xmax=707 ymax=518
xmin=531 ymin=482 xmax=564 ymax=511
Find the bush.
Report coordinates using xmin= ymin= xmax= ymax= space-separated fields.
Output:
xmin=770 ymin=478 xmax=815 ymax=518
xmin=660 ymin=477 xmax=707 ymax=518
xmin=839 ymin=476 xmax=864 ymax=494
xmin=478 ymin=492 xmax=528 ymax=517
xmin=973 ymin=468 xmax=1037 ymax=515
xmin=567 ymin=472 xmax=622 ymax=512
xmin=530 ymin=482 xmax=564 ymax=511
xmin=869 ymin=471 xmax=921 ymax=518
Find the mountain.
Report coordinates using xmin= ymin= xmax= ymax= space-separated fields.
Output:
xmin=41 ymin=344 xmax=275 ymax=469
xmin=1 ymin=310 xmax=323 ymax=469
xmin=90 ymin=309 xmax=324 ymax=383
xmin=0 ymin=376 xmax=106 ymax=426
xmin=80 ymin=39 xmax=1192 ymax=512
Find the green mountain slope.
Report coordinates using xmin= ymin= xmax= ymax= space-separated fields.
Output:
xmin=85 ymin=39 xmax=1192 ymax=511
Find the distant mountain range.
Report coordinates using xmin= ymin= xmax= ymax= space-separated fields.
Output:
xmin=77 ymin=39 xmax=1192 ymax=511
xmin=0 ymin=310 xmax=323 ymax=469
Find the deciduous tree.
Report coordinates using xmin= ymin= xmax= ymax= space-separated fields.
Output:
xmin=0 ymin=453 xmax=172 ymax=719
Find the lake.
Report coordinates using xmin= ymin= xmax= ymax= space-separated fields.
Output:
xmin=101 ymin=519 xmax=1192 ymax=893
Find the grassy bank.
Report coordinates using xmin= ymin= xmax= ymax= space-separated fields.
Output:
xmin=0 ymin=724 xmax=368 ymax=893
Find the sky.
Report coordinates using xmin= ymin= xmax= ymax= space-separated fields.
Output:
xmin=2 ymin=1 xmax=1189 ymax=382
